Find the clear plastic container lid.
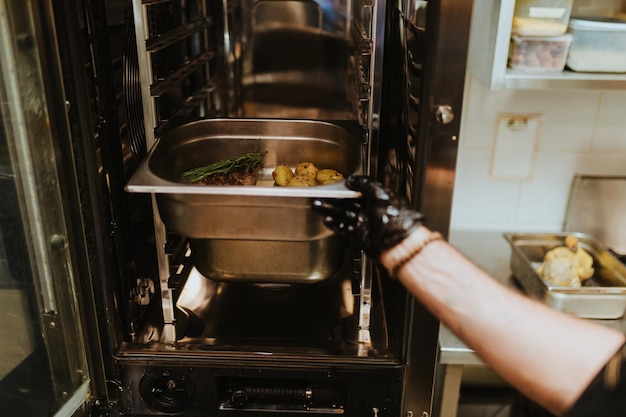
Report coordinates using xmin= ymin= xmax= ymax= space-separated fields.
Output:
xmin=511 ymin=33 xmax=573 ymax=42
xmin=569 ymin=17 xmax=626 ymax=32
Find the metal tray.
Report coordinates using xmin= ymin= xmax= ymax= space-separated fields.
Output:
xmin=504 ymin=232 xmax=626 ymax=319
xmin=126 ymin=118 xmax=362 ymax=240
xmin=125 ymin=118 xmax=362 ymax=283
xmin=190 ymin=238 xmax=346 ymax=283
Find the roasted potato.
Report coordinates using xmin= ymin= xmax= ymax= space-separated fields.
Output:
xmin=287 ymin=174 xmax=317 ymax=187
xmin=273 ymin=162 xmax=342 ymax=187
xmin=294 ymin=162 xmax=319 ymax=179
xmin=316 ymin=169 xmax=344 ymax=185
xmin=272 ymin=164 xmax=294 ymax=186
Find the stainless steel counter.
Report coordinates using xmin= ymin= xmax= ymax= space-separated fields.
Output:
xmin=434 ymin=230 xmax=512 ymax=417
xmin=435 ymin=229 xmax=626 ymax=417
xmin=440 ymin=230 xmax=514 ymax=366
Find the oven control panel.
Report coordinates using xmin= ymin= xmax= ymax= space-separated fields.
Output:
xmin=120 ymin=364 xmax=403 ymax=417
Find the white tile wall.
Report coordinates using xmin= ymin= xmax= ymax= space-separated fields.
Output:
xmin=594 ymin=90 xmax=626 ymax=151
xmin=451 ymin=75 xmax=626 ymax=232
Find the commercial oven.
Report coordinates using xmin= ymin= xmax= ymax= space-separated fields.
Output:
xmin=0 ymin=0 xmax=472 ymax=416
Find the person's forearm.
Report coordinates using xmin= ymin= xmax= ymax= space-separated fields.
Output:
xmin=380 ymin=226 xmax=626 ymax=416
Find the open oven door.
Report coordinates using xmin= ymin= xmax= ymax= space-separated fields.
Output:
xmin=378 ymin=0 xmax=473 ymax=414
xmin=0 ymin=1 xmax=109 ymax=416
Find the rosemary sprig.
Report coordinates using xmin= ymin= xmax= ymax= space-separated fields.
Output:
xmin=181 ymin=150 xmax=268 ymax=183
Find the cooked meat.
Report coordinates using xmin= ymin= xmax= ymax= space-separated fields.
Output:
xmin=193 ymin=165 xmax=259 ymax=186
xmin=181 ymin=151 xmax=266 ymax=185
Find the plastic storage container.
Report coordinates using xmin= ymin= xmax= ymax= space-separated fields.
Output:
xmin=567 ymin=17 xmax=626 ymax=73
xmin=512 ymin=0 xmax=574 ymax=36
xmin=508 ymin=34 xmax=572 ymax=72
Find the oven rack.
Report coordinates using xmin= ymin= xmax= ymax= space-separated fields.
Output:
xmin=132 ymin=0 xmax=221 ymax=147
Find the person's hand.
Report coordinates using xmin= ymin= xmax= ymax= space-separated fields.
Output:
xmin=311 ymin=175 xmax=423 ymax=259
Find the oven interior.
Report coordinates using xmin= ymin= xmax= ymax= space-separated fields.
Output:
xmin=72 ymin=0 xmax=428 ymax=414
xmin=120 ymin=0 xmax=406 ymax=354
xmin=127 ymin=0 xmax=362 ymax=137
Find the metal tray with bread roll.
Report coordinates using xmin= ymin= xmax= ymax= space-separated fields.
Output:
xmin=504 ymin=232 xmax=626 ymax=319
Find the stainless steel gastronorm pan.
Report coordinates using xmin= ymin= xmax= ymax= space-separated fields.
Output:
xmin=190 ymin=238 xmax=346 ymax=283
xmin=126 ymin=118 xmax=362 ymax=239
xmin=125 ymin=118 xmax=362 ymax=283
xmin=504 ymin=232 xmax=626 ymax=319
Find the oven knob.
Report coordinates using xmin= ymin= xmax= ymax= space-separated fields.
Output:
xmin=139 ymin=369 xmax=196 ymax=413
xmin=434 ymin=105 xmax=454 ymax=125
xmin=231 ymin=388 xmax=248 ymax=408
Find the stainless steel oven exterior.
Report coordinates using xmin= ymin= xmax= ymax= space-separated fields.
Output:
xmin=8 ymin=0 xmax=473 ymax=416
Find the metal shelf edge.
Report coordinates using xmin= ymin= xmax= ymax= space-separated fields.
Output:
xmin=504 ymin=71 xmax=626 ymax=90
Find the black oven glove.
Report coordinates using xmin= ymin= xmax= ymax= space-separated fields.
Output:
xmin=311 ymin=175 xmax=424 ymax=259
